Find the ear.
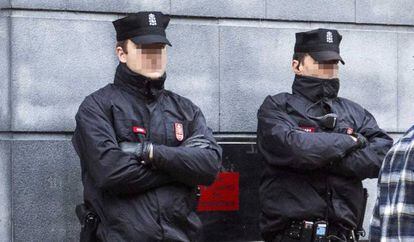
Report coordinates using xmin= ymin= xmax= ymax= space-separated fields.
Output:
xmin=292 ymin=60 xmax=301 ymax=74
xmin=116 ymin=46 xmax=127 ymax=63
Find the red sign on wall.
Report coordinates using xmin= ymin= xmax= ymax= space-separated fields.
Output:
xmin=197 ymin=172 xmax=239 ymax=212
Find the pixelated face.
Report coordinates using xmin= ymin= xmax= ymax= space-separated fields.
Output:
xmin=292 ymin=54 xmax=339 ymax=79
xmin=117 ymin=40 xmax=167 ymax=79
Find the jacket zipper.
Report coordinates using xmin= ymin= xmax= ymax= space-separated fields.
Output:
xmin=146 ymin=96 xmax=165 ymax=240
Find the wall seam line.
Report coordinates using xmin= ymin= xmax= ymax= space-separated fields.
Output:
xmin=218 ymin=25 xmax=221 ymax=132
xmin=7 ymin=11 xmax=14 ymax=241
xmin=396 ymin=33 xmax=400 ymax=131
xmin=3 ymin=7 xmax=414 ymax=29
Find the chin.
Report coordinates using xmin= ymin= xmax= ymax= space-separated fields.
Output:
xmin=145 ymin=71 xmax=164 ymax=79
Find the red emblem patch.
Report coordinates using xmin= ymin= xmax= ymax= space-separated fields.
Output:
xmin=174 ymin=123 xmax=184 ymax=141
xmin=300 ymin=126 xmax=316 ymax=133
xmin=197 ymin=172 xmax=239 ymax=212
xmin=346 ymin=128 xmax=354 ymax=135
xmin=132 ymin=126 xmax=146 ymax=135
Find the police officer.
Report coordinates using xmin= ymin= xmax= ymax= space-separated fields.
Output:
xmin=72 ymin=12 xmax=222 ymax=241
xmin=257 ymin=28 xmax=393 ymax=242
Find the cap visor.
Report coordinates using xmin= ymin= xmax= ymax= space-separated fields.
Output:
xmin=309 ymin=51 xmax=345 ymax=64
xmin=131 ymin=35 xmax=172 ymax=46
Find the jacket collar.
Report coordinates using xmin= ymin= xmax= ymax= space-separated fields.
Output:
xmin=292 ymin=74 xmax=340 ymax=103
xmin=113 ymin=62 xmax=166 ymax=100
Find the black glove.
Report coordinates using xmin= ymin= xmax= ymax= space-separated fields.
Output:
xmin=119 ymin=141 xmax=153 ymax=166
xmin=181 ymin=134 xmax=211 ymax=148
xmin=351 ymin=133 xmax=368 ymax=149
xmin=134 ymin=141 xmax=152 ymax=165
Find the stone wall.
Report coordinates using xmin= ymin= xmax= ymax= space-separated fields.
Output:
xmin=1 ymin=1 xmax=414 ymax=240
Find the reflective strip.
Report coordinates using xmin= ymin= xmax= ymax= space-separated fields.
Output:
xmin=370 ymin=215 xmax=380 ymax=227
xmin=380 ymin=203 xmax=414 ymax=216
xmin=381 ymin=236 xmax=414 ymax=242
xmin=380 ymin=170 xmax=414 ymax=184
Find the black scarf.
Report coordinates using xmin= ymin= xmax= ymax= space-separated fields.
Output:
xmin=292 ymin=74 xmax=339 ymax=103
xmin=113 ymin=62 xmax=166 ymax=99
xmin=292 ymin=75 xmax=340 ymax=129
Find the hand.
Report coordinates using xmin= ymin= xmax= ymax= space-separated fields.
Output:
xmin=351 ymin=133 xmax=368 ymax=149
xmin=119 ymin=141 xmax=153 ymax=166
xmin=134 ymin=141 xmax=153 ymax=165
xmin=349 ymin=135 xmax=357 ymax=143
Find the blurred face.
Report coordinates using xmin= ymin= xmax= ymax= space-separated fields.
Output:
xmin=292 ymin=54 xmax=339 ymax=79
xmin=117 ymin=40 xmax=167 ymax=79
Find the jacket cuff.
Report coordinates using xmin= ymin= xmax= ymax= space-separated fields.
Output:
xmin=151 ymin=144 xmax=168 ymax=170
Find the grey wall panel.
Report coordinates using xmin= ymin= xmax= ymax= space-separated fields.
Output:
xmin=12 ymin=140 xmax=82 ymax=241
xmin=11 ymin=0 xmax=66 ymax=10
xmin=6 ymin=1 xmax=414 ymax=27
xmin=67 ymin=0 xmax=170 ymax=14
xmin=0 ymin=15 xmax=10 ymax=131
xmin=339 ymin=30 xmax=398 ymax=131
xmin=9 ymin=0 xmax=170 ymax=13
xmin=362 ymin=178 xmax=377 ymax=240
xmin=219 ymin=26 xmax=301 ymax=132
xmin=11 ymin=16 xmax=118 ymax=132
xmin=0 ymin=0 xmax=10 ymax=8
xmin=2 ymin=1 xmax=414 ymax=241
xmin=397 ymin=33 xmax=414 ymax=132
xmin=356 ymin=0 xmax=414 ymax=26
xmin=165 ymin=23 xmax=219 ymax=131
xmin=266 ymin=0 xmax=355 ymax=23
xmin=171 ymin=0 xmax=265 ymax=19
xmin=0 ymin=141 xmax=11 ymax=242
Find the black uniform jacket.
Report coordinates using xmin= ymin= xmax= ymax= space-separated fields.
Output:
xmin=72 ymin=63 xmax=222 ymax=241
xmin=257 ymin=75 xmax=392 ymax=240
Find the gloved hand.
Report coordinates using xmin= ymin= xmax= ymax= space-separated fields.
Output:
xmin=181 ymin=134 xmax=211 ymax=148
xmin=119 ymin=141 xmax=153 ymax=166
xmin=350 ymin=133 xmax=368 ymax=149
xmin=134 ymin=141 xmax=153 ymax=165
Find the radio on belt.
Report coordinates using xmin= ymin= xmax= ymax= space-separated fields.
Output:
xmin=314 ymin=221 xmax=328 ymax=242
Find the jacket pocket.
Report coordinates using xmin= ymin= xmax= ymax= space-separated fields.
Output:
xmin=113 ymin=116 xmax=146 ymax=143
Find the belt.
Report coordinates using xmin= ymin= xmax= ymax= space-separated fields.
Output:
xmin=327 ymin=226 xmax=358 ymax=242
xmin=267 ymin=221 xmax=359 ymax=242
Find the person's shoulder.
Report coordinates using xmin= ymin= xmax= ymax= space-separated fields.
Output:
xmin=338 ymin=97 xmax=368 ymax=114
xmin=337 ymin=97 xmax=366 ymax=113
xmin=338 ymin=97 xmax=375 ymax=125
xmin=260 ymin=92 xmax=291 ymax=110
xmin=338 ymin=97 xmax=363 ymax=108
xmin=78 ymin=84 xmax=115 ymax=111
xmin=163 ymin=90 xmax=200 ymax=111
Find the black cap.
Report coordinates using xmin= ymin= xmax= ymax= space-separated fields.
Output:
xmin=294 ymin=28 xmax=344 ymax=64
xmin=113 ymin=12 xmax=171 ymax=46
